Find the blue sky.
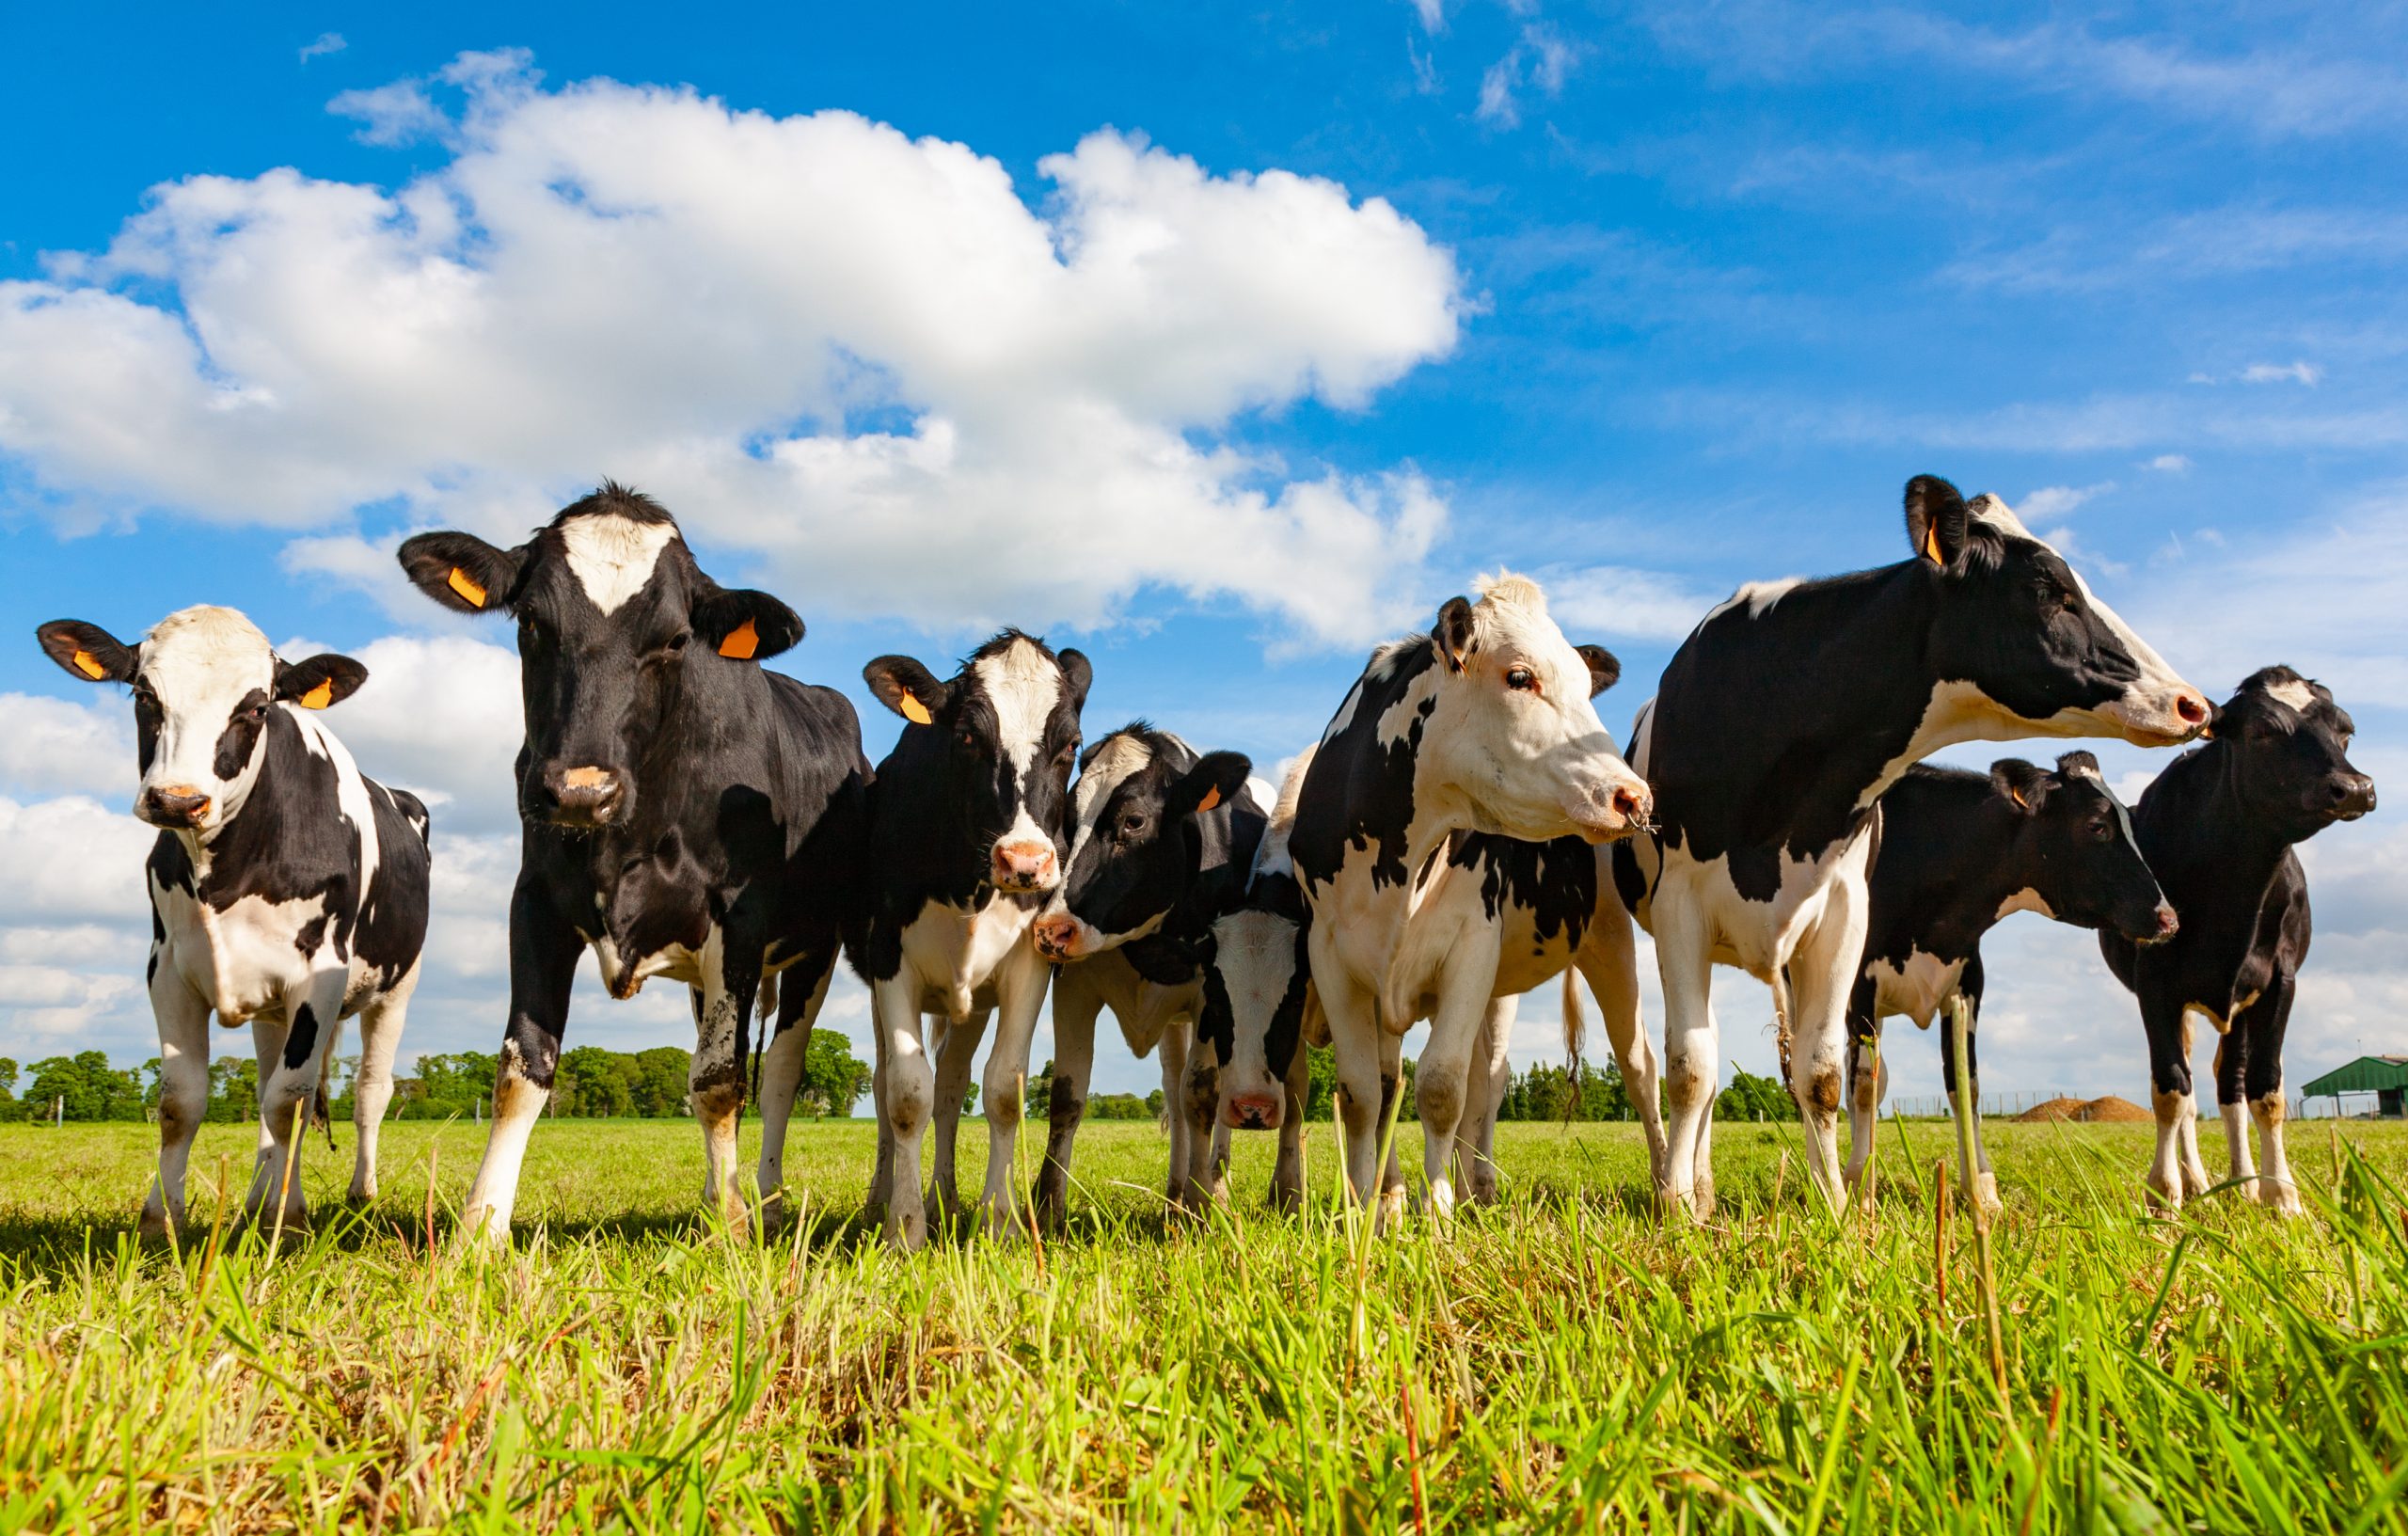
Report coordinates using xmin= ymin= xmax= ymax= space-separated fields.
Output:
xmin=5 ymin=1 xmax=2403 ymax=1108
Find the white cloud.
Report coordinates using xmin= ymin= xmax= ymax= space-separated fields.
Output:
xmin=2241 ymin=360 xmax=2321 ymax=386
xmin=0 ymin=53 xmax=1465 ymax=651
xmin=319 ymin=634 xmax=527 ymax=834
xmin=1542 ymin=563 xmax=1725 ymax=642
xmin=1411 ymin=0 xmax=1447 ymax=34
xmin=0 ymin=692 xmax=136 ymax=800
xmin=0 ymin=797 xmax=155 ymax=926
xmin=298 ymin=32 xmax=347 ymax=64
xmin=2145 ymin=453 xmax=2192 ymax=473
xmin=2016 ymin=481 xmax=2113 ymax=525
xmin=326 ymin=80 xmax=449 ymax=146
xmin=1476 ymin=57 xmax=1522 ymax=126
xmin=1476 ymin=24 xmax=1581 ymax=130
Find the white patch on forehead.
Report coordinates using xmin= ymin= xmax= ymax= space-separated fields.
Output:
xmin=142 ymin=606 xmax=274 ymax=698
xmin=972 ymin=639 xmax=1064 ymax=776
xmin=2062 ymin=760 xmax=2103 ymax=783
xmin=559 ymin=515 xmax=677 ymax=615
xmin=1968 ymin=494 xmax=2032 ymax=538
xmin=1073 ymin=733 xmax=1158 ymax=820
xmin=2263 ymin=678 xmax=2315 ymax=711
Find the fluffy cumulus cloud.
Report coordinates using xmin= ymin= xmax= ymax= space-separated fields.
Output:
xmin=0 ymin=53 xmax=1464 ymax=650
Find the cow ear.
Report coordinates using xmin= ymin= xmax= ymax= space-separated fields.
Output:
xmin=1576 ymin=643 xmax=1622 ymax=697
xmin=1169 ymin=751 xmax=1253 ymax=818
xmin=1988 ymin=757 xmax=2051 ymax=814
xmin=1904 ymin=476 xmax=1970 ymax=568
xmin=2055 ymin=750 xmax=2102 ymax=780
xmin=1431 ymin=596 xmax=1476 ymax=672
xmin=275 ymin=654 xmax=369 ymax=710
xmin=1055 ymin=648 xmax=1093 ymax=715
xmin=397 ymin=531 xmax=525 ymax=614
xmin=863 ymin=657 xmax=949 ymax=725
xmin=692 ymin=587 xmax=803 ymax=662
xmin=36 ymin=620 xmax=138 ymax=684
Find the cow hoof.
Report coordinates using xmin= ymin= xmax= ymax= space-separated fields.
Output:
xmin=883 ymin=1210 xmax=927 ymax=1253
xmin=1270 ymin=1182 xmax=1303 ymax=1214
xmin=1376 ymin=1186 xmax=1407 ymax=1231
xmin=2258 ymin=1181 xmax=2305 ymax=1218
xmin=1425 ymin=1181 xmax=1457 ymax=1224
xmin=2143 ymin=1179 xmax=2183 ymax=1214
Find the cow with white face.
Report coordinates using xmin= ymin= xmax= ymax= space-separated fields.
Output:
xmin=1291 ymin=574 xmax=1653 ymax=1215
xmin=1613 ymin=475 xmax=2210 ymax=1219
xmin=856 ymin=630 xmax=1091 ymax=1250
xmin=1830 ymin=753 xmax=2176 ymax=1213
xmin=36 ymin=607 xmax=430 ymax=1234
xmin=396 ymin=484 xmax=870 ymax=1240
xmin=1023 ymin=724 xmax=1263 ymax=1226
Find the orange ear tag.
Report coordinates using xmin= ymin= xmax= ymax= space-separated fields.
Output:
xmin=447 ymin=567 xmax=488 ymax=608
xmin=71 ymin=650 xmax=105 ymax=679
xmin=2009 ymin=784 xmax=2028 ymax=808
xmin=718 ymin=618 xmax=758 ymax=659
xmin=900 ymin=694 xmax=933 ymax=726
xmin=1195 ymin=784 xmax=1223 ymax=814
xmin=1921 ymin=521 xmax=1945 ymax=564
xmin=298 ymin=679 xmax=335 ymax=709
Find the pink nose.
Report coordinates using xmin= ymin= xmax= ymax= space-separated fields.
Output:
xmin=1032 ymin=913 xmax=1082 ymax=958
xmin=992 ymin=841 xmax=1057 ymax=888
xmin=1223 ymin=1094 xmax=1283 ymax=1130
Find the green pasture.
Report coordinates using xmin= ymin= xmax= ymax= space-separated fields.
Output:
xmin=1 ymin=1115 xmax=2402 ymax=1531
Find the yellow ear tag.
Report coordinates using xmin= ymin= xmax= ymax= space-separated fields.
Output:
xmin=900 ymin=694 xmax=933 ymax=726
xmin=71 ymin=649 xmax=105 ymax=679
xmin=2009 ymin=784 xmax=2028 ymax=808
xmin=718 ymin=618 xmax=758 ymax=659
xmin=1195 ymin=784 xmax=1223 ymax=814
xmin=447 ymin=567 xmax=488 ymax=608
xmin=1921 ymin=520 xmax=1945 ymax=564
xmin=298 ymin=678 xmax=335 ymax=709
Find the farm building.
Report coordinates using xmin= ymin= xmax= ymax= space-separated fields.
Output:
xmin=2300 ymin=1055 xmax=2408 ymax=1119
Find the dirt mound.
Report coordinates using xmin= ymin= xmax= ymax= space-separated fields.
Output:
xmin=2016 ymin=1095 xmax=2153 ymax=1123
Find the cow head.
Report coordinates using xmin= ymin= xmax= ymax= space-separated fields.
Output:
xmin=1908 ymin=476 xmax=2211 ymax=749
xmin=1032 ymin=726 xmax=1253 ymax=961
xmin=2212 ymin=667 xmax=2376 ymax=835
xmin=1990 ymin=752 xmax=2176 ymax=944
xmin=36 ymin=606 xmax=367 ymax=835
xmin=396 ymin=484 xmax=801 ymax=831
xmin=1418 ymin=574 xmax=1650 ymax=846
xmin=1196 ymin=903 xmax=1315 ymax=1131
xmin=863 ymin=630 xmax=1092 ymax=895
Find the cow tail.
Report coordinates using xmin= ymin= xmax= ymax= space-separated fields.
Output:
xmin=1560 ymin=969 xmax=1587 ymax=1064
xmin=1770 ymin=966 xmax=1795 ymax=1085
xmin=748 ymin=974 xmax=777 ymax=1106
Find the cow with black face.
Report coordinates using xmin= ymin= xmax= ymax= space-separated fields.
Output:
xmin=1613 ymin=475 xmax=2210 ymax=1219
xmin=856 ymin=630 xmax=1091 ymax=1250
xmin=1292 ymin=573 xmax=1653 ymax=1216
xmin=1830 ymin=753 xmax=2176 ymax=1213
xmin=396 ymin=484 xmax=869 ymax=1240
xmin=1022 ymin=723 xmax=1263 ymax=1226
xmin=36 ymin=607 xmax=430 ymax=1234
xmin=2101 ymin=667 xmax=2376 ymax=1215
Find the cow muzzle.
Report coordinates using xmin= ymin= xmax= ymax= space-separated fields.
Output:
xmin=1223 ymin=1093 xmax=1284 ymax=1131
xmin=991 ymin=840 xmax=1058 ymax=894
xmin=2135 ymin=902 xmax=2179 ymax=945
xmin=1572 ymin=780 xmax=1653 ymax=844
xmin=137 ymin=784 xmax=212 ymax=829
xmin=2105 ymin=687 xmax=2213 ymax=748
xmin=545 ymin=766 xmax=625 ymax=829
xmin=2326 ymin=773 xmax=2377 ymax=821
xmin=1031 ymin=911 xmax=1088 ymax=960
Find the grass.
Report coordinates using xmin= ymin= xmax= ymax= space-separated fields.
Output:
xmin=0 ymin=1113 xmax=2403 ymax=1532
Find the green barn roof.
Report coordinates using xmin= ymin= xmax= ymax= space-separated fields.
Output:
xmin=2300 ymin=1055 xmax=2408 ymax=1097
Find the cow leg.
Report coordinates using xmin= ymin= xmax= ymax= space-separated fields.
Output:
xmin=2141 ymin=994 xmax=2195 ymax=1211
xmin=974 ymin=939 xmax=1052 ymax=1237
xmin=690 ymin=928 xmax=764 ymax=1232
xmin=864 ymin=1035 xmax=893 ymax=1218
xmin=928 ymin=1008 xmax=987 ymax=1228
xmin=1316 ymin=958 xmax=1386 ymax=1211
xmin=347 ymin=968 xmax=412 ymax=1204
xmin=1839 ymin=978 xmax=1880 ymax=1208
xmin=1180 ymin=1033 xmax=1228 ymax=1208
xmin=871 ymin=975 xmax=935 ymax=1250
xmin=1412 ymin=923 xmax=1497 ymax=1223
xmin=1270 ymin=1048 xmax=1308 ymax=1212
xmin=754 ymin=958 xmax=831 ymax=1220
xmin=1783 ymin=875 xmax=1867 ymax=1217
xmin=249 ymin=975 xmax=347 ymax=1229
xmin=462 ymin=879 xmax=580 ymax=1243
xmin=1038 ymin=974 xmax=1101 ymax=1230
xmin=249 ymin=1016 xmax=289 ymax=1163
xmin=1653 ymin=900 xmax=1719 ymax=1222
xmin=2213 ymin=1018 xmax=2256 ymax=1193
xmin=1377 ymin=1028 xmax=1407 ymax=1224
xmin=2243 ymin=974 xmax=2303 ymax=1216
xmin=2173 ymin=1013 xmax=2214 ymax=1199
xmin=1159 ymin=1021 xmax=1201 ymax=1209
xmin=1939 ymin=985 xmax=2002 ymax=1217
xmin=1577 ymin=898 xmax=1668 ymax=1184
xmin=1455 ymin=996 xmax=1514 ymax=1206
xmin=143 ymin=956 xmax=213 ymax=1238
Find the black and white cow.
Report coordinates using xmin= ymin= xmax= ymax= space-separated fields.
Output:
xmin=2101 ymin=667 xmax=2375 ymax=1215
xmin=1291 ymin=574 xmax=1653 ymax=1214
xmin=36 ymin=606 xmax=430 ymax=1232
xmin=1831 ymin=753 xmax=2175 ymax=1212
xmin=1613 ymin=476 xmax=2210 ymax=1218
xmin=855 ymin=630 xmax=1091 ymax=1250
xmin=1024 ymin=723 xmax=1262 ymax=1225
xmin=396 ymin=484 xmax=869 ymax=1238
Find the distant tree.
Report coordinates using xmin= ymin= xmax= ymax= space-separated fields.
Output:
xmin=0 ymin=1056 xmax=17 ymax=1100
xmin=631 ymin=1047 xmax=693 ymax=1116
xmin=1145 ymin=1088 xmax=1164 ymax=1119
xmin=1304 ymin=1045 xmax=1338 ymax=1122
xmin=209 ymin=1056 xmax=261 ymax=1123
xmin=1719 ymin=1069 xmax=1798 ymax=1122
xmin=27 ymin=1052 xmax=146 ymax=1121
xmin=557 ymin=1045 xmax=636 ymax=1118
xmin=800 ymin=1030 xmax=873 ymax=1117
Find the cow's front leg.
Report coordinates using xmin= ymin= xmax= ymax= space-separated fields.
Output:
xmin=143 ymin=952 xmax=213 ymax=1238
xmin=249 ymin=973 xmax=349 ymax=1230
xmin=871 ymin=974 xmax=934 ymax=1250
xmin=2141 ymin=994 xmax=2195 ymax=1211
xmin=1313 ymin=946 xmax=1385 ymax=1211
xmin=755 ymin=956 xmax=832 ymax=1222
xmin=1939 ymin=989 xmax=2001 ymax=1217
xmin=2243 ymin=975 xmax=2304 ymax=1217
xmin=974 ymin=939 xmax=1052 ymax=1238
xmin=928 ymin=1007 xmax=988 ymax=1228
xmin=462 ymin=878 xmax=579 ymax=1244
xmin=1577 ymin=895 xmax=1668 ymax=1184
xmin=348 ymin=966 xmax=414 ymax=1204
xmin=1037 ymin=972 xmax=1101 ymax=1229
xmin=1176 ymin=1025 xmax=1225 ymax=1208
xmin=1270 ymin=1049 xmax=1309 ymax=1211
xmin=1839 ymin=985 xmax=1881 ymax=1210
xmin=691 ymin=929 xmax=764 ymax=1232
xmin=1454 ymin=996 xmax=1514 ymax=1206
xmin=2174 ymin=1014 xmax=2214 ymax=1199
xmin=1416 ymin=925 xmax=1501 ymax=1222
xmin=1653 ymin=896 xmax=1720 ymax=1222
xmin=1783 ymin=872 xmax=1866 ymax=1217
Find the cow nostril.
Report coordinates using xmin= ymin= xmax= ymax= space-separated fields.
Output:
xmin=2177 ymin=694 xmax=2208 ymax=725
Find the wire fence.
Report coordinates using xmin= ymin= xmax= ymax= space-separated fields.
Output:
xmin=1879 ymin=1090 xmax=2361 ymax=1121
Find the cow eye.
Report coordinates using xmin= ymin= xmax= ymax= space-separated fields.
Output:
xmin=1119 ymin=812 xmax=1149 ymax=837
xmin=2091 ymin=819 xmax=2115 ymax=842
xmin=1505 ymin=667 xmax=1537 ymax=692
xmin=245 ymin=699 xmax=269 ymax=723
xmin=2058 ymin=589 xmax=2081 ymax=612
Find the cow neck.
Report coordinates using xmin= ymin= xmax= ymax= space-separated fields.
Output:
xmin=874 ymin=724 xmax=1011 ymax=914
xmin=1876 ymin=773 xmax=2026 ymax=961
xmin=2142 ymin=742 xmax=2299 ymax=913
xmin=180 ymin=710 xmax=322 ymax=903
